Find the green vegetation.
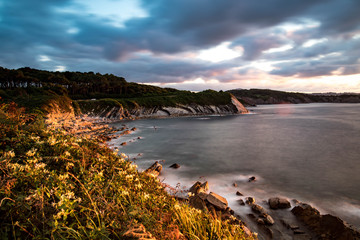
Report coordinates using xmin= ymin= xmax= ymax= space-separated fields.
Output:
xmin=0 ymin=67 xmax=234 ymax=115
xmin=0 ymin=66 xmax=178 ymax=99
xmin=227 ymin=88 xmax=360 ymax=106
xmin=0 ymin=100 xmax=254 ymax=239
xmin=0 ymin=86 xmax=73 ymax=115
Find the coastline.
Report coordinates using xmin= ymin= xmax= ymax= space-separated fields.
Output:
xmin=107 ymin=106 xmax=360 ymax=240
xmin=46 ymin=109 xmax=360 ymax=239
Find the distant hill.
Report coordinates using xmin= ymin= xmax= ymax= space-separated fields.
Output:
xmin=227 ymin=89 xmax=360 ymax=106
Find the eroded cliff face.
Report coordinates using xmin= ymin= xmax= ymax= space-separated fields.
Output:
xmin=128 ymin=94 xmax=248 ymax=118
xmin=80 ymin=95 xmax=248 ymax=120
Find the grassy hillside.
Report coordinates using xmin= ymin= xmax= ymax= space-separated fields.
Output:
xmin=0 ymin=100 xmax=254 ymax=239
xmin=0 ymin=67 xmax=235 ymax=116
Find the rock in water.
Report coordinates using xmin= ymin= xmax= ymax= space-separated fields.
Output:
xmin=206 ymin=192 xmax=228 ymax=210
xmin=248 ymin=176 xmax=256 ymax=182
xmin=268 ymin=197 xmax=291 ymax=209
xmin=245 ymin=197 xmax=256 ymax=204
xmin=292 ymin=203 xmax=360 ymax=239
xmin=144 ymin=161 xmax=162 ymax=177
xmin=169 ymin=163 xmax=181 ymax=169
xmin=260 ymin=213 xmax=275 ymax=225
xmin=251 ymin=204 xmax=267 ymax=214
xmin=236 ymin=191 xmax=243 ymax=196
xmin=189 ymin=181 xmax=209 ymax=194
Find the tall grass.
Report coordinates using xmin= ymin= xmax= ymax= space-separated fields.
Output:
xmin=0 ymin=100 xmax=255 ymax=239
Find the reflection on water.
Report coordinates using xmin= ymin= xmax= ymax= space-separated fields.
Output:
xmin=110 ymin=103 xmax=360 ymax=227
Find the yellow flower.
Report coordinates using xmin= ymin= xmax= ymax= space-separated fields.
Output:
xmin=26 ymin=148 xmax=37 ymax=157
xmin=4 ymin=150 xmax=15 ymax=158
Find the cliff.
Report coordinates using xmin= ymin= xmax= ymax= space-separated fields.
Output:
xmin=78 ymin=94 xmax=248 ymax=119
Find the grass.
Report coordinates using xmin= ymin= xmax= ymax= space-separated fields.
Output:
xmin=0 ymin=100 xmax=255 ymax=239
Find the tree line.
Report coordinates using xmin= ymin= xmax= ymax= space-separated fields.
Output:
xmin=0 ymin=66 xmax=178 ymax=99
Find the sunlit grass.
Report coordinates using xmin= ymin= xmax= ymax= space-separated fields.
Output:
xmin=0 ymin=100 xmax=255 ymax=239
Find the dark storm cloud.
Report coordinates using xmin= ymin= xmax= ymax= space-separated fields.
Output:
xmin=0 ymin=0 xmax=359 ymax=86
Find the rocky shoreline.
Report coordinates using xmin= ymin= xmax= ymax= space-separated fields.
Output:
xmin=143 ymin=161 xmax=360 ymax=240
xmin=47 ymin=113 xmax=360 ymax=240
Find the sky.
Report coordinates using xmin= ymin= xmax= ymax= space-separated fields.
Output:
xmin=0 ymin=0 xmax=360 ymax=93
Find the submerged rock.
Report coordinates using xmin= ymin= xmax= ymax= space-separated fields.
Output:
xmin=169 ymin=163 xmax=181 ymax=169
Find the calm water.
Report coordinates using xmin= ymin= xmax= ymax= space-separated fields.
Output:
xmin=110 ymin=103 xmax=360 ymax=227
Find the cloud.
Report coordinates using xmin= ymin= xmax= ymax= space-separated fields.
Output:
xmin=0 ymin=0 xmax=359 ymax=92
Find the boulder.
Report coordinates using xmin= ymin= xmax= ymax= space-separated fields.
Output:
xmin=260 ymin=213 xmax=275 ymax=225
xmin=189 ymin=195 xmax=207 ymax=211
xmin=120 ymin=142 xmax=127 ymax=146
xmin=200 ymin=181 xmax=209 ymax=192
xmin=238 ymin=199 xmax=245 ymax=206
xmin=197 ymin=192 xmax=208 ymax=201
xmin=236 ymin=191 xmax=243 ymax=196
xmin=291 ymin=203 xmax=321 ymax=228
xmin=206 ymin=192 xmax=228 ymax=210
xmin=268 ymin=197 xmax=291 ymax=209
xmin=248 ymin=176 xmax=256 ymax=182
xmin=292 ymin=203 xmax=360 ymax=239
xmin=189 ymin=181 xmax=209 ymax=194
xmin=169 ymin=163 xmax=181 ymax=169
xmin=144 ymin=161 xmax=162 ymax=177
xmin=251 ymin=204 xmax=267 ymax=214
xmin=245 ymin=197 xmax=255 ymax=205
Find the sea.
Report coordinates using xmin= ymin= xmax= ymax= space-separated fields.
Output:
xmin=109 ymin=103 xmax=360 ymax=228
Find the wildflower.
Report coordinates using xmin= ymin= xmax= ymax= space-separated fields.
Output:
xmin=122 ymin=190 xmax=129 ymax=196
xmin=59 ymin=173 xmax=69 ymax=181
xmin=129 ymin=163 xmax=138 ymax=171
xmin=3 ymin=150 xmax=15 ymax=158
xmin=143 ymin=193 xmax=150 ymax=200
xmin=35 ymin=163 xmax=46 ymax=169
xmin=174 ymin=204 xmax=181 ymax=210
xmin=65 ymin=162 xmax=74 ymax=170
xmin=47 ymin=136 xmax=57 ymax=146
xmin=26 ymin=148 xmax=37 ymax=157
xmin=65 ymin=191 xmax=75 ymax=199
xmin=64 ymin=151 xmax=71 ymax=157
xmin=187 ymin=192 xmax=194 ymax=197
xmin=125 ymin=174 xmax=134 ymax=182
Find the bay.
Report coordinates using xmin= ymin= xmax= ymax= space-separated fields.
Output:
xmin=110 ymin=103 xmax=360 ymax=228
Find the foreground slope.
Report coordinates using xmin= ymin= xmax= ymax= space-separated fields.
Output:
xmin=0 ymin=100 xmax=254 ymax=239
